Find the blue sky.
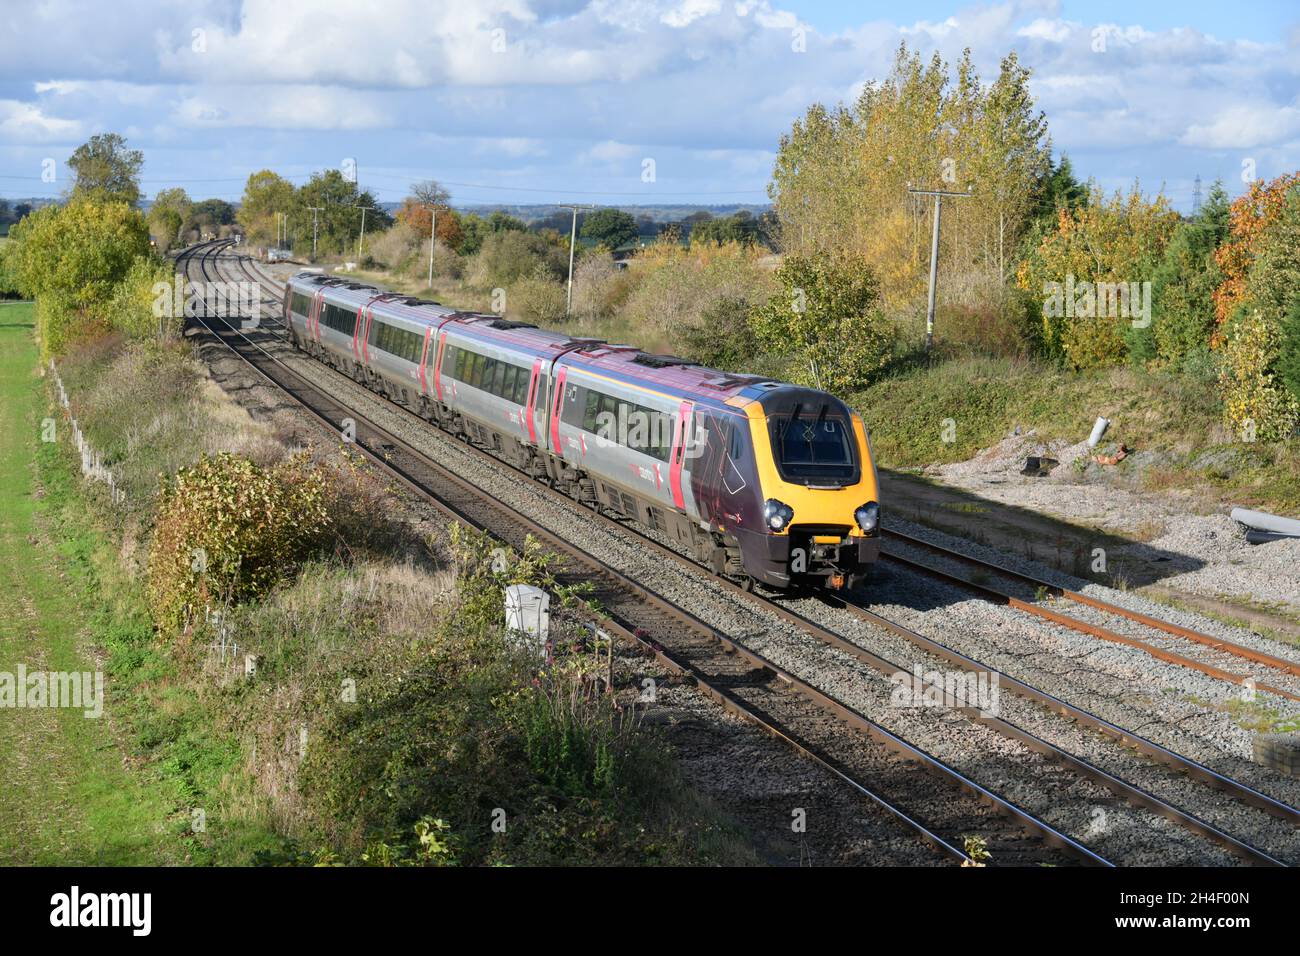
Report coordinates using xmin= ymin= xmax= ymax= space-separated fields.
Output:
xmin=795 ymin=0 xmax=1299 ymax=45
xmin=1 ymin=1 xmax=1297 ymax=213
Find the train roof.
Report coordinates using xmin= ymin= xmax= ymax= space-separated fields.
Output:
xmin=288 ymin=270 xmax=786 ymax=407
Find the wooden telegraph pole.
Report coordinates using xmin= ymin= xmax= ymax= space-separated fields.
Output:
xmin=906 ymin=185 xmax=971 ymax=352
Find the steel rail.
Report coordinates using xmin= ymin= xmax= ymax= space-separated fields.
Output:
xmin=212 ymin=240 xmax=1294 ymax=866
xmin=881 ymin=528 xmax=1300 ymax=682
xmin=179 ymin=240 xmax=1111 ymax=868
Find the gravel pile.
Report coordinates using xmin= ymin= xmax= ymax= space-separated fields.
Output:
xmin=1121 ymin=514 xmax=1300 ymax=617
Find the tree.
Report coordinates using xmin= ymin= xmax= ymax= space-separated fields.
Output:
xmin=486 ymin=210 xmax=527 ymax=233
xmin=67 ymin=133 xmax=144 ymax=205
xmin=238 ymin=170 xmax=296 ymax=246
xmin=769 ymin=44 xmax=1051 ymax=308
xmin=1016 ymin=184 xmax=1179 ymax=368
xmin=394 ymin=197 xmax=463 ymax=251
xmin=1278 ymin=298 xmax=1300 ymax=408
xmin=581 ymin=208 xmax=639 ymax=248
xmin=1213 ymin=172 xmax=1300 ymax=336
xmin=191 ymin=198 xmax=235 ymax=233
xmin=750 ymin=254 xmax=896 ymax=393
xmin=6 ymin=199 xmax=151 ymax=357
xmin=411 ymin=179 xmax=451 ymax=208
xmin=148 ymin=187 xmax=191 ymax=251
xmin=291 ymin=168 xmax=391 ymax=256
xmin=690 ymin=212 xmax=760 ymax=246
xmin=1150 ymin=180 xmax=1230 ymax=368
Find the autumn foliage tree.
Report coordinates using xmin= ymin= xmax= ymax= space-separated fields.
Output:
xmin=1015 ymin=185 xmax=1179 ymax=368
xmin=769 ymin=44 xmax=1051 ymax=312
xmin=1212 ymin=172 xmax=1300 ymax=338
xmin=1215 ymin=183 xmax=1300 ymax=439
xmin=394 ymin=198 xmax=464 ymax=251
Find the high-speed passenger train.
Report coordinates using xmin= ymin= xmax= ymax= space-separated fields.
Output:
xmin=282 ymin=272 xmax=881 ymax=589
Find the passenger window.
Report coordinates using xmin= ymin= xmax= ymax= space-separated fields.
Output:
xmin=491 ymin=360 xmax=507 ymax=397
xmin=514 ymin=367 xmax=531 ymax=405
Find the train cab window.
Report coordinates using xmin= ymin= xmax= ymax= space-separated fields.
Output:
xmin=770 ymin=412 xmax=855 ymax=482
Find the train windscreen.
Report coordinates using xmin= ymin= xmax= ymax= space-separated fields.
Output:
xmin=769 ymin=408 xmax=856 ymax=483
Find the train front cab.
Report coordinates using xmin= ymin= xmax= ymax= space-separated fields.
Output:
xmin=733 ymin=387 xmax=880 ymax=589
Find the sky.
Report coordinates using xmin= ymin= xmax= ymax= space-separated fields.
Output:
xmin=1 ymin=0 xmax=1297 ymax=212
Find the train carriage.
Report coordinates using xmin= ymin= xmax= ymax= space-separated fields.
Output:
xmin=283 ymin=271 xmax=881 ymax=590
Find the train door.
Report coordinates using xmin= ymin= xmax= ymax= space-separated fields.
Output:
xmin=309 ymin=291 xmax=324 ymax=343
xmin=417 ymin=327 xmax=436 ymax=395
xmin=548 ymin=367 xmax=568 ymax=457
xmin=668 ymin=399 xmax=694 ymax=511
xmin=432 ymin=330 xmax=449 ymax=401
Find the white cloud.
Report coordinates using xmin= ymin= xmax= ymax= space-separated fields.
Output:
xmin=1182 ymin=104 xmax=1300 ymax=149
xmin=586 ymin=140 xmax=640 ymax=162
xmin=0 ymin=1 xmax=1295 ymax=208
xmin=0 ymin=99 xmax=81 ymax=142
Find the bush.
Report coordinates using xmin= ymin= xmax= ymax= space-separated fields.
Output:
xmin=750 ymin=253 xmax=896 ymax=393
xmin=1218 ymin=309 xmax=1300 ymax=443
xmin=406 ymin=237 xmax=463 ymax=282
xmin=933 ymin=286 xmax=1039 ymax=359
xmin=571 ymin=252 xmax=631 ymax=324
xmin=366 ymin=222 xmax=421 ymax=272
xmin=105 ymin=255 xmax=179 ymax=341
xmin=621 ymin=239 xmax=773 ymax=334
xmin=468 ymin=230 xmax=567 ymax=288
xmin=1280 ymin=298 xmax=1300 ymax=406
xmin=507 ymin=268 xmax=568 ymax=325
xmin=1016 ymin=185 xmax=1179 ymax=368
xmin=681 ymin=296 xmax=759 ymax=369
xmin=6 ymin=198 xmax=151 ymax=358
xmin=146 ymin=452 xmax=335 ymax=631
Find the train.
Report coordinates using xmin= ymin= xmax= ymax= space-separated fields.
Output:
xmin=281 ymin=272 xmax=881 ymax=590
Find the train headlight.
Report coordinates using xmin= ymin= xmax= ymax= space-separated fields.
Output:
xmin=763 ymin=499 xmax=794 ymax=532
xmin=854 ymin=501 xmax=880 ymax=534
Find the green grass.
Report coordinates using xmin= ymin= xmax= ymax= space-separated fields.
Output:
xmin=0 ymin=303 xmax=185 ymax=864
xmin=850 ymin=354 xmax=1300 ymax=511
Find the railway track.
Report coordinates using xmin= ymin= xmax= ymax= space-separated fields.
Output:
xmin=879 ymin=529 xmax=1300 ymax=701
xmin=178 ymin=239 xmax=1109 ymax=867
xmin=184 ymin=240 xmax=1299 ymax=866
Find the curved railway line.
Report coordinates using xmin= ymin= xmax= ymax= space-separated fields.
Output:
xmin=178 ymin=239 xmax=1300 ymax=867
xmin=179 ymin=240 xmax=1099 ymax=868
